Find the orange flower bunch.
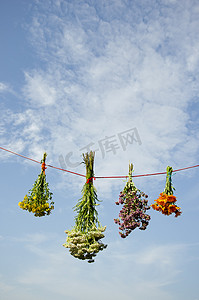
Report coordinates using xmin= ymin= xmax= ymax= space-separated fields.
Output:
xmin=151 ymin=166 xmax=182 ymax=217
xmin=151 ymin=192 xmax=181 ymax=217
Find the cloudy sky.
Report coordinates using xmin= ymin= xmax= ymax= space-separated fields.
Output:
xmin=0 ymin=0 xmax=199 ymax=299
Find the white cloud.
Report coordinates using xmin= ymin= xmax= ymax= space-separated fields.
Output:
xmin=0 ymin=279 xmax=14 ymax=293
xmin=186 ymin=44 xmax=199 ymax=72
xmin=1 ymin=2 xmax=199 ymax=300
xmin=0 ymin=82 xmax=9 ymax=93
xmin=1 ymin=0 xmax=199 ymax=195
xmin=12 ymin=232 xmax=49 ymax=245
xmin=10 ymin=238 xmax=189 ymax=300
xmin=23 ymin=72 xmax=58 ymax=106
xmin=0 ymin=82 xmax=16 ymax=96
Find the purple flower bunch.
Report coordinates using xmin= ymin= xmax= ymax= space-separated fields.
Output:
xmin=114 ymin=164 xmax=151 ymax=238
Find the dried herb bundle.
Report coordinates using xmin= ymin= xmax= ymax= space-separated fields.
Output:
xmin=18 ymin=152 xmax=54 ymax=217
xmin=114 ymin=163 xmax=150 ymax=238
xmin=151 ymin=166 xmax=182 ymax=217
xmin=63 ymin=151 xmax=107 ymax=263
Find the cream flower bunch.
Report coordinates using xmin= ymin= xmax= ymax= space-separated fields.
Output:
xmin=63 ymin=151 xmax=107 ymax=263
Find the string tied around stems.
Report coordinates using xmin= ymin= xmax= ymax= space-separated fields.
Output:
xmin=41 ymin=152 xmax=47 ymax=174
xmin=86 ymin=177 xmax=96 ymax=184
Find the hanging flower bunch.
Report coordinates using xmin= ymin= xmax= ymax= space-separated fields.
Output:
xmin=114 ymin=163 xmax=151 ymax=238
xmin=151 ymin=166 xmax=182 ymax=217
xmin=18 ymin=152 xmax=54 ymax=217
xmin=63 ymin=151 xmax=107 ymax=263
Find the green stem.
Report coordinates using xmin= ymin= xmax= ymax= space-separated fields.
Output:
xmin=128 ymin=163 xmax=133 ymax=183
xmin=163 ymin=166 xmax=174 ymax=195
xmin=74 ymin=151 xmax=100 ymax=232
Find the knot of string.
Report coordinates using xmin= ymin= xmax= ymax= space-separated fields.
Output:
xmin=41 ymin=162 xmax=47 ymax=174
xmin=86 ymin=177 xmax=96 ymax=184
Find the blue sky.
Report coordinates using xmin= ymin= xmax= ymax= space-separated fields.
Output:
xmin=0 ymin=0 xmax=199 ymax=299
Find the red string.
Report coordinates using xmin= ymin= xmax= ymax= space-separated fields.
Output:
xmin=173 ymin=165 xmax=199 ymax=172
xmin=86 ymin=177 xmax=96 ymax=183
xmin=46 ymin=164 xmax=86 ymax=178
xmin=0 ymin=146 xmax=41 ymax=164
xmin=95 ymin=171 xmax=168 ymax=179
xmin=0 ymin=146 xmax=86 ymax=178
xmin=0 ymin=146 xmax=199 ymax=179
xmin=95 ymin=165 xmax=199 ymax=179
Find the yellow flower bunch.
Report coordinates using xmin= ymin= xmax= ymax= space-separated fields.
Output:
xmin=151 ymin=166 xmax=182 ymax=217
xmin=18 ymin=153 xmax=54 ymax=217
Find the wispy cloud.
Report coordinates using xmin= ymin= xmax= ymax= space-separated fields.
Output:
xmin=0 ymin=82 xmax=9 ymax=93
xmin=23 ymin=72 xmax=58 ymax=106
xmin=1 ymin=0 xmax=199 ymax=194
xmin=12 ymin=232 xmax=49 ymax=245
xmin=1 ymin=2 xmax=199 ymax=300
xmin=12 ymin=234 xmax=192 ymax=300
xmin=0 ymin=276 xmax=15 ymax=293
xmin=1 ymin=228 xmax=198 ymax=300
